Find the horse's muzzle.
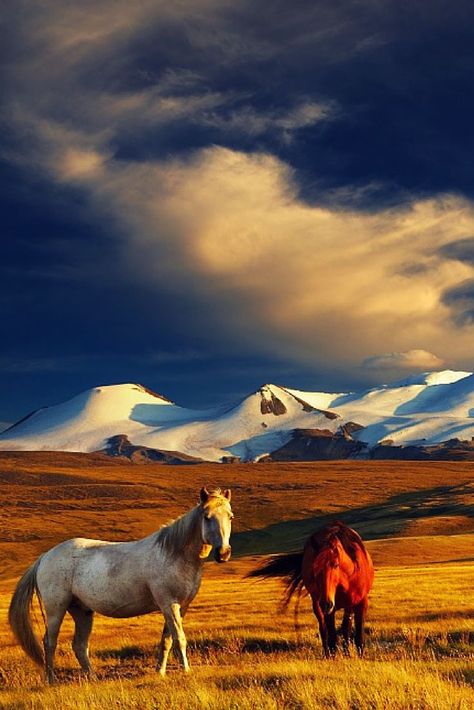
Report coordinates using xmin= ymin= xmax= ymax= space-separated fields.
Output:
xmin=214 ymin=546 xmax=232 ymax=563
xmin=324 ymin=600 xmax=335 ymax=615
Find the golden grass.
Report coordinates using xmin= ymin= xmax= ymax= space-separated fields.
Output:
xmin=0 ymin=557 xmax=473 ymax=708
xmin=0 ymin=455 xmax=473 ymax=707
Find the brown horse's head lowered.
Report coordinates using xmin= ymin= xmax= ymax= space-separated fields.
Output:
xmin=310 ymin=535 xmax=346 ymax=614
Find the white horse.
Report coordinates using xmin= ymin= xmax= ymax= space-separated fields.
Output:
xmin=9 ymin=487 xmax=233 ymax=682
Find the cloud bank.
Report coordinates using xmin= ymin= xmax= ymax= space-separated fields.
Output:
xmin=4 ymin=0 xmax=474 ymax=398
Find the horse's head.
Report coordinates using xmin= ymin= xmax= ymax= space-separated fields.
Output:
xmin=199 ymin=487 xmax=233 ymax=563
xmin=313 ymin=537 xmax=346 ymax=614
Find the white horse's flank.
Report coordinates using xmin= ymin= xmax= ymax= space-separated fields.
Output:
xmin=9 ymin=487 xmax=233 ymax=682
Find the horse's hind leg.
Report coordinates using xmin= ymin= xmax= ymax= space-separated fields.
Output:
xmin=341 ymin=609 xmax=352 ymax=655
xmin=43 ymin=603 xmax=69 ymax=683
xmin=157 ymin=621 xmax=173 ymax=676
xmin=69 ymin=605 xmax=95 ymax=677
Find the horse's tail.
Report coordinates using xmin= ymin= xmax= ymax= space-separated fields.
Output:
xmin=246 ymin=552 xmax=305 ymax=610
xmin=8 ymin=557 xmax=44 ymax=666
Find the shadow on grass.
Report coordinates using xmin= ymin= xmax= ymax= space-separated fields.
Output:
xmin=412 ymin=609 xmax=474 ymax=621
xmin=96 ymin=645 xmax=148 ymax=660
xmin=417 ymin=557 xmax=474 ymax=565
xmin=233 ymin=482 xmax=474 ymax=556
xmin=216 ymin=673 xmax=292 ymax=692
xmin=454 ymin=665 xmax=474 ymax=686
xmin=188 ymin=636 xmax=306 ymax=655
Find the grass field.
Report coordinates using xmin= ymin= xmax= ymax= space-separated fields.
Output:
xmin=0 ymin=453 xmax=473 ymax=708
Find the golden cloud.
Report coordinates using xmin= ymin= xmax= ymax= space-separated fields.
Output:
xmin=54 ymin=144 xmax=474 ymax=370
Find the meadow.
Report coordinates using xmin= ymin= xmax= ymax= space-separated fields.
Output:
xmin=0 ymin=453 xmax=473 ymax=708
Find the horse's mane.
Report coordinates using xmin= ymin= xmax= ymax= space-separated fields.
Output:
xmin=310 ymin=545 xmax=333 ymax=576
xmin=153 ymin=506 xmax=202 ymax=557
xmin=153 ymin=489 xmax=225 ymax=558
xmin=309 ymin=521 xmax=368 ymax=565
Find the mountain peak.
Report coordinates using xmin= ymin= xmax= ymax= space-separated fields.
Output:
xmin=89 ymin=383 xmax=174 ymax=404
xmin=386 ymin=370 xmax=472 ymax=388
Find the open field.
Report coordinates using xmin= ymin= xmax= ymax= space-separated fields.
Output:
xmin=1 ymin=453 xmax=473 ymax=576
xmin=0 ymin=453 xmax=473 ymax=708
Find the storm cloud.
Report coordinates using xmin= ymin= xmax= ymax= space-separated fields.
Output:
xmin=3 ymin=1 xmax=474 ymax=419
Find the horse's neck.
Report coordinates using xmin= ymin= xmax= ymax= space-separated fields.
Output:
xmin=339 ymin=545 xmax=357 ymax=576
xmin=179 ymin=506 xmax=205 ymax=559
xmin=154 ymin=505 xmax=205 ymax=564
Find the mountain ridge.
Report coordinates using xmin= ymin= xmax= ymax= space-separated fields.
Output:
xmin=2 ymin=370 xmax=474 ymax=461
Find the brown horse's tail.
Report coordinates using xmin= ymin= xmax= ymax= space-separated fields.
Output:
xmin=8 ymin=557 xmax=44 ymax=666
xmin=246 ymin=552 xmax=305 ymax=610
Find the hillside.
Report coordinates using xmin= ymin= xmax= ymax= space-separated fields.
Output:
xmin=0 ymin=452 xmax=473 ymax=580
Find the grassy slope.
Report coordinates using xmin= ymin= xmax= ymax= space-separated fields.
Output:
xmin=0 ymin=453 xmax=473 ymax=708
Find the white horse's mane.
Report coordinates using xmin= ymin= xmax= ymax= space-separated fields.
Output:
xmin=154 ymin=505 xmax=202 ymax=557
xmin=153 ymin=489 xmax=224 ymax=557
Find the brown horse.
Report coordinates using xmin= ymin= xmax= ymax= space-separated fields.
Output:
xmin=248 ymin=522 xmax=374 ymax=656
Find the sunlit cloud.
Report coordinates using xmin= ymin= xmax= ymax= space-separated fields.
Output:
xmin=362 ymin=350 xmax=445 ymax=371
xmin=43 ymin=142 xmax=474 ymax=370
xmin=4 ymin=0 xmax=474 ymax=387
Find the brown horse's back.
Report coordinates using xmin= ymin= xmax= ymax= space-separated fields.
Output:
xmin=307 ymin=521 xmax=367 ymax=562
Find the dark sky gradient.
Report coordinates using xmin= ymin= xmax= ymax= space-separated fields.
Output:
xmin=2 ymin=1 xmax=474 ymax=423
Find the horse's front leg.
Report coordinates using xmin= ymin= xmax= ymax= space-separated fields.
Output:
xmin=156 ymin=621 xmax=173 ymax=676
xmin=311 ymin=598 xmax=329 ymax=658
xmin=325 ymin=611 xmax=337 ymax=656
xmin=354 ymin=598 xmax=368 ymax=656
xmin=162 ymin=602 xmax=190 ymax=673
xmin=341 ymin=609 xmax=352 ymax=655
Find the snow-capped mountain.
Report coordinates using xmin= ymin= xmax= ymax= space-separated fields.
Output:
xmin=2 ymin=370 xmax=474 ymax=461
xmin=287 ymin=369 xmax=474 ymax=446
xmin=0 ymin=383 xmax=341 ymax=461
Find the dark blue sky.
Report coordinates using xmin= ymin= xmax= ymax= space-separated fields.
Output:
xmin=3 ymin=0 xmax=474 ymax=424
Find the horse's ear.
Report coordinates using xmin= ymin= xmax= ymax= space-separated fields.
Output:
xmin=200 ymin=487 xmax=209 ymax=503
xmin=223 ymin=489 xmax=231 ymax=501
